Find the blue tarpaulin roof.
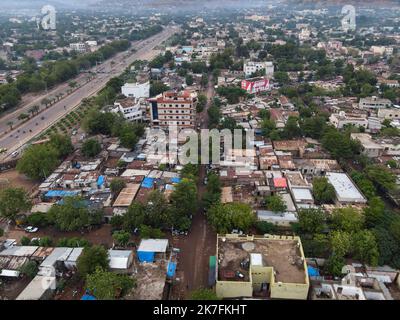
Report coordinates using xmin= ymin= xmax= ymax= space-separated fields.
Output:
xmin=167 ymin=261 xmax=177 ymax=278
xmin=97 ymin=175 xmax=105 ymax=187
xmin=137 ymin=251 xmax=155 ymax=262
xmin=45 ymin=190 xmax=80 ymax=198
xmin=308 ymin=266 xmax=320 ymax=277
xmin=141 ymin=177 xmax=155 ymax=189
xmin=170 ymin=177 xmax=181 ymax=184
xmin=81 ymin=294 xmax=96 ymax=300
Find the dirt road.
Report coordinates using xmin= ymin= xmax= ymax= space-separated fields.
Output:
xmin=172 ymin=75 xmax=217 ymax=298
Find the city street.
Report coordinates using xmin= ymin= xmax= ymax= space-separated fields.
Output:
xmin=0 ymin=26 xmax=179 ymax=161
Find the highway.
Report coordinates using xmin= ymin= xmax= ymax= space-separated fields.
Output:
xmin=0 ymin=26 xmax=179 ymax=161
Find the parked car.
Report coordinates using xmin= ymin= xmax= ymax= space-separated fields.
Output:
xmin=236 ymin=271 xmax=245 ymax=279
xmin=11 ymin=151 xmax=19 ymax=158
xmin=25 ymin=226 xmax=38 ymax=233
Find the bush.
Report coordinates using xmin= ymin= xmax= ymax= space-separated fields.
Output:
xmin=19 ymin=261 xmax=38 ymax=278
xmin=26 ymin=212 xmax=49 ymax=227
xmin=20 ymin=236 xmax=31 ymax=246
xmin=255 ymin=221 xmax=277 ymax=234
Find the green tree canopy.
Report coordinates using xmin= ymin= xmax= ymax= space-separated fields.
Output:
xmin=330 ymin=207 xmax=364 ymax=233
xmin=86 ymin=267 xmax=135 ymax=300
xmin=208 ymin=203 xmax=255 ymax=233
xmin=312 ymin=177 xmax=336 ymax=204
xmin=190 ymin=288 xmax=220 ymax=300
xmin=0 ymin=187 xmax=32 ymax=221
xmin=82 ymin=139 xmax=101 ymax=158
xmin=77 ymin=245 xmax=109 ymax=278
xmin=265 ymin=194 xmax=287 ymax=212
xmin=17 ymin=144 xmax=59 ymax=180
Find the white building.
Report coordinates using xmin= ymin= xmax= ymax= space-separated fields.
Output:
xmin=377 ymin=108 xmax=400 ymax=120
xmin=329 ymin=111 xmax=368 ymax=130
xmin=244 ymin=61 xmax=274 ymax=78
xmin=112 ymin=98 xmax=146 ymax=122
xmin=121 ymin=82 xmax=150 ymax=99
xmin=359 ymin=97 xmax=392 ymax=110
xmin=69 ymin=42 xmax=89 ymax=53
xmin=326 ymin=172 xmax=367 ymax=204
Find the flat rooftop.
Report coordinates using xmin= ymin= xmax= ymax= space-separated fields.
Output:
xmin=217 ymin=235 xmax=307 ymax=284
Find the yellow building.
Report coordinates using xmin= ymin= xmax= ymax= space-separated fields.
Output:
xmin=215 ymin=234 xmax=310 ymax=300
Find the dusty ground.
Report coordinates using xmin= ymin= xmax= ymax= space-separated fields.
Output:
xmin=5 ymin=224 xmax=114 ymax=247
xmin=0 ymin=276 xmax=32 ymax=300
xmin=0 ymin=169 xmax=38 ymax=192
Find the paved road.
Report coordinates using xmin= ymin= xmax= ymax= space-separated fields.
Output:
xmin=0 ymin=26 xmax=179 ymax=161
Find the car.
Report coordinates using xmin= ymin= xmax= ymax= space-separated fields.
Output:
xmin=236 ymin=271 xmax=245 ymax=279
xmin=11 ymin=151 xmax=19 ymax=158
xmin=25 ymin=226 xmax=38 ymax=233
xmin=72 ymin=129 xmax=78 ymax=135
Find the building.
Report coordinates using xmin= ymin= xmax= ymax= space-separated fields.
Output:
xmin=325 ymin=172 xmax=367 ymax=204
xmin=329 ymin=111 xmax=368 ymax=130
xmin=108 ymin=250 xmax=134 ymax=272
xmin=137 ymin=239 xmax=169 ymax=263
xmin=241 ymin=77 xmax=270 ymax=94
xmin=121 ymin=82 xmax=150 ymax=98
xmin=377 ymin=108 xmax=400 ymax=120
xmin=351 ymin=133 xmax=385 ymax=158
xmin=215 ymin=234 xmax=309 ymax=300
xmin=257 ymin=210 xmax=298 ymax=227
xmin=111 ymin=98 xmax=146 ymax=122
xmin=244 ymin=61 xmax=274 ymax=78
xmin=69 ymin=42 xmax=89 ymax=54
xmin=359 ymin=97 xmax=392 ymax=110
xmin=149 ymin=90 xmax=197 ymax=130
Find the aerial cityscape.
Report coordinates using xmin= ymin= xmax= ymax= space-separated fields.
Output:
xmin=0 ymin=0 xmax=400 ymax=305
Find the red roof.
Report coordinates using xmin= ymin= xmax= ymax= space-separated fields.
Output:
xmin=273 ymin=177 xmax=287 ymax=188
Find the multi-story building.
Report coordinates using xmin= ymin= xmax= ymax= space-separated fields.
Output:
xmin=215 ymin=234 xmax=310 ymax=300
xmin=377 ymin=108 xmax=400 ymax=120
xmin=69 ymin=42 xmax=89 ymax=54
xmin=244 ymin=61 xmax=274 ymax=78
xmin=148 ymin=90 xmax=197 ymax=130
xmin=111 ymin=98 xmax=146 ymax=122
xmin=329 ymin=111 xmax=368 ymax=129
xmin=121 ymin=82 xmax=150 ymax=99
xmin=359 ymin=96 xmax=392 ymax=110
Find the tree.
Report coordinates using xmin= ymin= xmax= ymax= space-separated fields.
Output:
xmin=19 ymin=261 xmax=38 ymax=279
xmin=77 ymin=245 xmax=109 ymax=277
xmin=196 ymin=94 xmax=207 ymax=113
xmin=326 ymin=253 xmax=345 ymax=277
xmin=185 ymin=74 xmax=194 ymax=86
xmin=181 ymin=164 xmax=199 ymax=181
xmin=110 ymin=178 xmax=126 ymax=195
xmin=207 ymin=203 xmax=255 ymax=233
xmin=202 ymin=172 xmax=221 ymax=209
xmin=265 ymin=194 xmax=287 ymax=212
xmin=312 ymin=177 xmax=336 ymax=204
xmin=365 ymin=165 xmax=397 ymax=192
xmin=0 ymin=228 xmax=3 ymax=237
xmin=26 ymin=212 xmax=49 ymax=227
xmin=7 ymin=121 xmax=14 ymax=130
xmin=363 ymin=197 xmax=385 ymax=228
xmin=49 ymin=134 xmax=74 ymax=158
xmin=16 ymin=144 xmax=59 ymax=180
xmin=20 ymin=236 xmax=31 ymax=246
xmin=145 ymin=191 xmax=170 ymax=229
xmin=255 ymin=221 xmax=277 ymax=234
xmin=57 ymin=237 xmax=90 ymax=247
xmin=47 ymin=196 xmax=102 ymax=231
xmin=352 ymin=230 xmax=379 ymax=266
xmin=296 ymin=208 xmax=326 ymax=234
xmin=330 ymin=230 xmax=351 ymax=257
xmin=330 ymin=207 xmax=364 ymax=233
xmin=0 ymin=187 xmax=31 ymax=221
xmin=170 ymin=179 xmax=197 ymax=230
xmin=139 ymin=225 xmax=164 ymax=239
xmin=190 ymin=288 xmax=220 ymax=300
xmin=86 ymin=267 xmax=135 ymax=300
xmin=122 ymin=202 xmax=146 ymax=232
xmin=82 ymin=139 xmax=101 ymax=158
xmin=112 ymin=231 xmax=130 ymax=247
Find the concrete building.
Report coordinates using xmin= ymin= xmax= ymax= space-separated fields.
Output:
xmin=121 ymin=82 xmax=150 ymax=98
xmin=111 ymin=98 xmax=146 ymax=122
xmin=329 ymin=111 xmax=368 ymax=130
xmin=351 ymin=133 xmax=385 ymax=158
xmin=244 ymin=61 xmax=274 ymax=78
xmin=69 ymin=42 xmax=89 ymax=53
xmin=377 ymin=108 xmax=400 ymax=120
xmin=149 ymin=90 xmax=197 ymax=130
xmin=325 ymin=172 xmax=367 ymax=204
xmin=215 ymin=234 xmax=309 ymax=300
xmin=359 ymin=97 xmax=392 ymax=110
